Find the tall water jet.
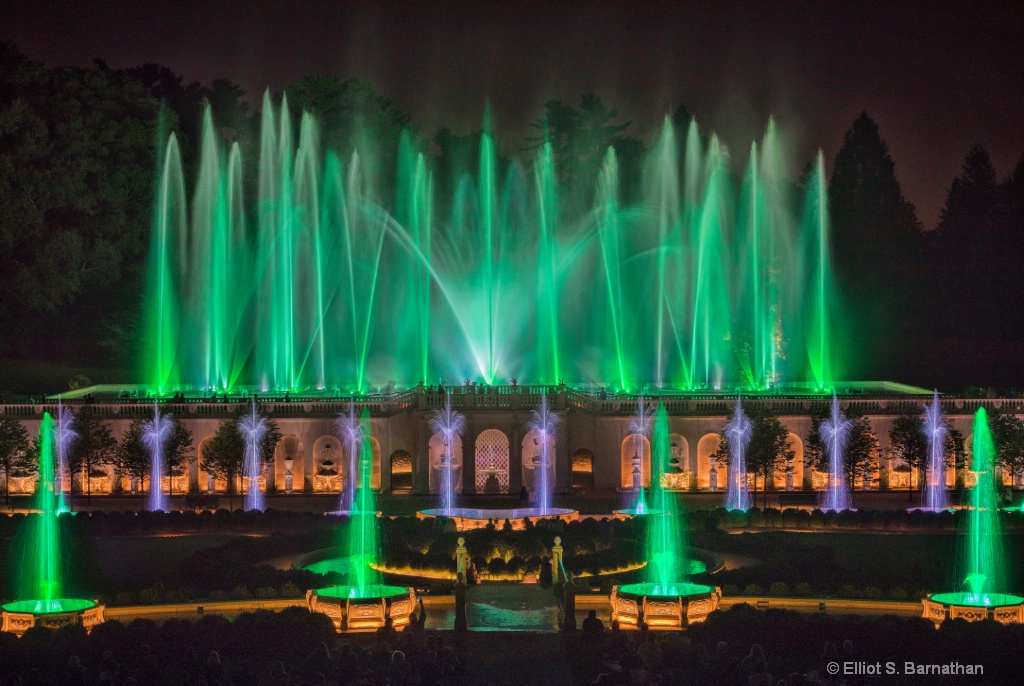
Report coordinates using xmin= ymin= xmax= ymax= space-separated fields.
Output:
xmin=610 ymin=403 xmax=720 ymax=628
xmin=820 ymin=394 xmax=853 ymax=511
xmin=308 ymin=409 xmax=416 ymax=632
xmin=336 ymin=402 xmax=364 ymax=513
xmin=429 ymin=392 xmax=466 ymax=515
xmin=143 ymin=401 xmax=172 ymax=512
xmin=2 ymin=414 xmax=105 ymax=635
xmin=922 ymin=408 xmax=1024 ymax=624
xmin=238 ymin=399 xmax=268 ymax=512
xmin=922 ymin=391 xmax=949 ymax=512
xmin=525 ymin=393 xmax=561 ymax=514
xmin=53 ymin=400 xmax=76 ymax=515
xmin=724 ymin=397 xmax=753 ymax=511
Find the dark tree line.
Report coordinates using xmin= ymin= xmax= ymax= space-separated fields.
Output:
xmin=2 ymin=40 xmax=1023 ymax=392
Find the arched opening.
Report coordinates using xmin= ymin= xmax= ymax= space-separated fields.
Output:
xmin=775 ymin=433 xmax=804 ymax=490
xmin=312 ymin=435 xmax=343 ymax=492
xmin=428 ymin=432 xmax=464 ymax=495
xmin=571 ymin=449 xmax=595 ymax=490
xmin=522 ymin=430 xmax=557 ymax=500
xmin=620 ymin=434 xmax=651 ymax=489
xmin=664 ymin=433 xmax=690 ymax=490
xmin=365 ymin=437 xmax=382 ymax=491
xmin=475 ymin=429 xmax=510 ymax=494
xmin=696 ymin=433 xmax=722 ymax=490
xmin=274 ymin=435 xmax=304 ymax=492
xmin=390 ymin=450 xmax=414 ymax=493
xmin=197 ymin=436 xmax=221 ymax=493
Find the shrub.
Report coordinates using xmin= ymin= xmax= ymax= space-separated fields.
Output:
xmin=279 ymin=582 xmax=302 ymax=598
xmin=255 ymin=586 xmax=278 ymax=600
xmin=114 ymin=591 xmax=136 ymax=606
xmin=794 ymin=583 xmax=814 ymax=597
xmin=888 ymin=587 xmax=909 ymax=601
xmin=229 ymin=586 xmax=253 ymax=601
xmin=863 ymin=586 xmax=883 ymax=600
xmin=742 ymin=584 xmax=764 ymax=596
xmin=723 ymin=584 xmax=740 ymax=596
xmin=837 ymin=584 xmax=858 ymax=598
xmin=207 ymin=590 xmax=227 ymax=602
xmin=769 ymin=582 xmax=791 ymax=597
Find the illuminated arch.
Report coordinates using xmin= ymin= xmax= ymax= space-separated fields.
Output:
xmin=428 ymin=432 xmax=464 ymax=495
xmin=696 ymin=433 xmax=722 ymax=490
xmin=475 ymin=429 xmax=510 ymax=494
xmin=571 ymin=449 xmax=595 ymax=490
xmin=620 ymin=434 xmax=651 ymax=489
xmin=522 ymin=430 xmax=557 ymax=498
xmin=390 ymin=450 xmax=414 ymax=493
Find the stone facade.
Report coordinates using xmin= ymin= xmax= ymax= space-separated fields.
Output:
xmin=1 ymin=389 xmax=1021 ymax=496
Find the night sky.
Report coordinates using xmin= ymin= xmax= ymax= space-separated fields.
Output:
xmin=4 ymin=0 xmax=1022 ymax=228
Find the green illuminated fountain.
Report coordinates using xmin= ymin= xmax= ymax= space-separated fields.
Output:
xmin=610 ymin=403 xmax=720 ymax=628
xmin=144 ymin=102 xmax=841 ymax=394
xmin=2 ymin=414 xmax=105 ymax=635
xmin=306 ymin=409 xmax=415 ymax=631
xmin=921 ymin=408 xmax=1024 ymax=625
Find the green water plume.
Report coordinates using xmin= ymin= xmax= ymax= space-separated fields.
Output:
xmin=958 ymin=408 xmax=1006 ymax=600
xmin=644 ymin=403 xmax=691 ymax=590
xmin=345 ymin=408 xmax=381 ymax=593
xmin=17 ymin=413 xmax=65 ymax=605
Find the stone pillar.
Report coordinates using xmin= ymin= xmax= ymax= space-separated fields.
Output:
xmin=509 ymin=426 xmax=523 ymax=494
xmin=464 ymin=426 xmax=477 ymax=495
xmin=551 ymin=536 xmax=564 ymax=584
xmin=561 ymin=580 xmax=576 ymax=632
xmin=455 ymin=537 xmax=470 ymax=584
xmin=413 ymin=420 xmax=429 ymax=495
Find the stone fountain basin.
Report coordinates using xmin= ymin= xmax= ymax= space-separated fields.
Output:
xmin=613 ymin=507 xmax=666 ymax=518
xmin=922 ymin=592 xmax=1024 ymax=625
xmin=417 ymin=507 xmax=578 ymax=530
xmin=307 ymin=584 xmax=415 ymax=632
xmin=610 ymin=582 xmax=721 ymax=629
xmin=1 ymin=598 xmax=105 ymax=636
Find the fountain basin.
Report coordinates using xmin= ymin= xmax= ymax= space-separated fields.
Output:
xmin=1 ymin=599 xmax=105 ymax=636
xmin=613 ymin=507 xmax=665 ymax=518
xmin=921 ymin=592 xmax=1024 ymax=625
xmin=610 ymin=582 xmax=721 ymax=629
xmin=417 ymin=507 xmax=578 ymax=531
xmin=306 ymin=584 xmax=416 ymax=632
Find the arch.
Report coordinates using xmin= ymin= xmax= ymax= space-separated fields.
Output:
xmin=428 ymin=432 xmax=464 ymax=495
xmin=571 ymin=449 xmax=595 ymax=490
xmin=312 ymin=435 xmax=343 ymax=492
xmin=696 ymin=433 xmax=722 ymax=490
xmin=390 ymin=450 xmax=414 ymax=493
xmin=475 ymin=428 xmax=510 ymax=494
xmin=621 ymin=434 xmax=651 ymax=489
xmin=775 ymin=433 xmax=804 ymax=489
xmin=275 ymin=434 xmax=304 ymax=492
xmin=364 ymin=437 xmax=382 ymax=491
xmin=522 ymin=430 xmax=557 ymax=499
xmin=664 ymin=433 xmax=690 ymax=490
xmin=197 ymin=436 xmax=221 ymax=493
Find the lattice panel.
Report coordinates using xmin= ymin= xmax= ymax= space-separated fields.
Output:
xmin=475 ymin=429 xmax=510 ymax=493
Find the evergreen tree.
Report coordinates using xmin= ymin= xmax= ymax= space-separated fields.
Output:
xmin=0 ymin=417 xmax=31 ymax=504
xmin=828 ymin=112 xmax=921 ymax=377
xmin=67 ymin=407 xmax=117 ymax=503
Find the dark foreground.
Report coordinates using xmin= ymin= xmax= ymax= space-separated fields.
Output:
xmin=1 ymin=605 xmax=1021 ymax=686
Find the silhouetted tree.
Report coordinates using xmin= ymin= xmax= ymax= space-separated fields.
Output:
xmin=200 ymin=406 xmax=281 ymax=500
xmin=828 ymin=112 xmax=921 ymax=377
xmin=713 ymin=406 xmax=793 ymax=509
xmin=887 ymin=410 xmax=964 ymax=499
xmin=67 ymin=407 xmax=117 ymax=503
xmin=805 ymin=407 xmax=879 ymax=491
xmin=0 ymin=417 xmax=31 ymax=504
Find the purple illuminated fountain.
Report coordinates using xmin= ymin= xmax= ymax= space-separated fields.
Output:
xmin=525 ymin=392 xmax=560 ymax=514
xmin=819 ymin=394 xmax=853 ymax=512
xmin=336 ymin=401 xmax=364 ymax=513
xmin=143 ymin=401 xmax=173 ymax=511
xmin=724 ymin=397 xmax=752 ymax=511
xmin=429 ymin=391 xmax=466 ymax=515
xmin=53 ymin=400 xmax=76 ymax=514
xmin=238 ymin=399 xmax=268 ymax=511
xmin=921 ymin=391 xmax=949 ymax=512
